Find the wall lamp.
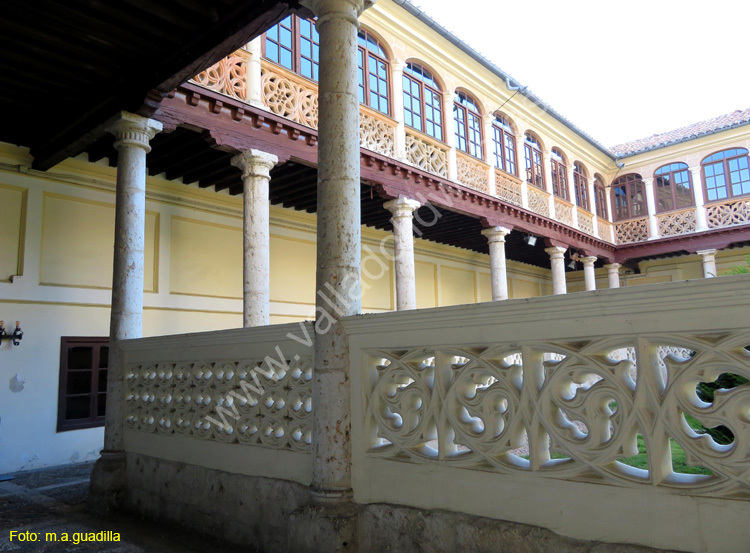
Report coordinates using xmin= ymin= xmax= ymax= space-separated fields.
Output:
xmin=523 ymin=234 xmax=538 ymax=246
xmin=0 ymin=321 xmax=23 ymax=346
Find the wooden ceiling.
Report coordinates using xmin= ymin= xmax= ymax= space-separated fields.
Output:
xmin=0 ymin=0 xmax=305 ymax=170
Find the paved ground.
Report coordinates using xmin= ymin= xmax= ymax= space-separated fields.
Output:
xmin=0 ymin=463 xmax=247 ymax=552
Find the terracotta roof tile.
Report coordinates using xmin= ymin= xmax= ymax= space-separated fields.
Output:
xmin=610 ymin=108 xmax=750 ymax=158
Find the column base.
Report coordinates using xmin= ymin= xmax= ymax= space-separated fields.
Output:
xmin=88 ymin=450 xmax=127 ymax=514
xmin=288 ymin=495 xmax=357 ymax=553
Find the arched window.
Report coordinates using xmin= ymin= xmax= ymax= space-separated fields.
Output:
xmin=402 ymin=62 xmax=443 ymax=141
xmin=654 ymin=162 xmax=694 ymax=212
xmin=453 ymin=91 xmax=483 ymax=158
xmin=550 ymin=148 xmax=568 ymax=200
xmin=491 ymin=114 xmax=516 ymax=176
xmin=264 ymin=16 xmax=319 ymax=81
xmin=573 ymin=162 xmax=589 ymax=210
xmin=701 ymin=148 xmax=750 ymax=202
xmin=357 ymin=29 xmax=389 ymax=115
xmin=593 ymin=175 xmax=608 ymax=219
xmin=524 ymin=133 xmax=544 ymax=189
xmin=612 ymin=174 xmax=646 ymax=221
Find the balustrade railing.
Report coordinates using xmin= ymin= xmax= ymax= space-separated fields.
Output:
xmin=359 ymin=105 xmax=397 ymax=158
xmin=495 ymin=171 xmax=523 ymax=207
xmin=554 ymin=198 xmax=574 ymax=227
xmin=527 ymin=185 xmax=550 ymax=217
xmin=598 ymin=218 xmax=614 ymax=243
xmin=404 ymin=131 xmax=449 ymax=179
xmin=577 ymin=208 xmax=594 ymax=234
xmin=260 ymin=61 xmax=319 ymax=128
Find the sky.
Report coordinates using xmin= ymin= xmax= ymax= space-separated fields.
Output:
xmin=411 ymin=0 xmax=750 ymax=148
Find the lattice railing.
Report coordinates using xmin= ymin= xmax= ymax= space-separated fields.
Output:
xmin=615 ymin=217 xmax=649 ymax=244
xmin=192 ymin=52 xmax=249 ymax=101
xmin=456 ymin=152 xmax=489 ymax=193
xmin=360 ymin=107 xmax=396 ymax=157
xmin=260 ymin=62 xmax=318 ymax=128
xmin=495 ymin=171 xmax=523 ymax=207
xmin=598 ymin=219 xmax=614 ymax=243
xmin=123 ymin=325 xmax=314 ymax=452
xmin=554 ymin=198 xmax=574 ymax=226
xmin=657 ymin=207 xmax=697 ymax=237
xmin=527 ymin=186 xmax=550 ymax=217
xmin=404 ymin=132 xmax=448 ymax=178
xmin=706 ymin=198 xmax=750 ymax=229
xmin=577 ymin=209 xmax=594 ymax=235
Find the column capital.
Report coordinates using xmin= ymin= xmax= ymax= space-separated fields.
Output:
xmin=109 ymin=112 xmax=162 ymax=153
xmin=481 ymin=226 xmax=512 ymax=242
xmin=300 ymin=0 xmax=374 ymax=21
xmin=696 ymin=248 xmax=718 ymax=257
xmin=689 ymin=165 xmax=701 ymax=175
xmin=545 ymin=245 xmax=567 ymax=259
xmin=482 ymin=113 xmax=494 ymax=126
xmin=580 ymin=255 xmax=597 ymax=266
xmin=231 ymin=149 xmax=278 ymax=179
xmin=443 ymin=91 xmax=457 ymax=105
xmin=391 ymin=58 xmax=405 ymax=73
xmin=643 ymin=177 xmax=654 ymax=186
xmin=384 ymin=196 xmax=421 ymax=217
xmin=604 ymin=263 xmax=621 ymax=273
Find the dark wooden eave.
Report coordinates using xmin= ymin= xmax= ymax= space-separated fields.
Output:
xmin=0 ymin=0 xmax=308 ymax=171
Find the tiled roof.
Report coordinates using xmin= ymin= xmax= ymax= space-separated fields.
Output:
xmin=610 ymin=108 xmax=750 ymax=158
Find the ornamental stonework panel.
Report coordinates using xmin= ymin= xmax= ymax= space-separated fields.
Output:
xmin=405 ymin=134 xmax=448 ymax=178
xmin=555 ymin=199 xmax=574 ymax=226
xmin=261 ymin=67 xmax=318 ymax=129
xmin=615 ymin=218 xmax=649 ymax=244
xmin=360 ymin=112 xmax=395 ymax=157
xmin=527 ymin=187 xmax=550 ymax=217
xmin=124 ymin=357 xmax=313 ymax=452
xmin=495 ymin=172 xmax=522 ymax=207
xmin=577 ymin=209 xmax=594 ymax=235
xmin=192 ymin=55 xmax=247 ymax=101
xmin=706 ymin=199 xmax=750 ymax=229
xmin=658 ymin=208 xmax=697 ymax=237
xmin=456 ymin=156 xmax=489 ymax=193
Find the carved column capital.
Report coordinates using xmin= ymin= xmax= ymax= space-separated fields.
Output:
xmin=300 ymin=0 xmax=374 ymax=23
xmin=545 ymin=245 xmax=567 ymax=260
xmin=109 ymin=112 xmax=163 ymax=153
xmin=384 ymin=196 xmax=421 ymax=218
xmin=481 ymin=225 xmax=512 ymax=243
xmin=231 ymin=149 xmax=278 ymax=180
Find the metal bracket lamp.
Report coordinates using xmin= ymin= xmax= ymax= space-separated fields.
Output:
xmin=0 ymin=320 xmax=23 ymax=346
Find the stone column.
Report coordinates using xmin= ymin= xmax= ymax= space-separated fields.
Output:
xmin=231 ymin=149 xmax=278 ymax=327
xmin=581 ymin=256 xmax=597 ymax=291
xmin=444 ymin=92 xmax=458 ymax=181
xmin=644 ymin=177 xmax=659 ymax=239
xmin=90 ymin=112 xmax=161 ymax=511
xmin=300 ymin=0 xmax=371 ymax=507
xmin=482 ymin=114 xmax=496 ymax=196
xmin=516 ymin=134 xmax=529 ymax=209
xmin=384 ymin=196 xmax=421 ymax=310
xmin=246 ymin=37 xmax=264 ymax=108
xmin=391 ymin=59 xmax=407 ymax=161
xmin=605 ymin=263 xmax=621 ymax=288
xmin=482 ymin=226 xmax=512 ymax=300
xmin=543 ymin=150 xmax=556 ymax=218
xmin=545 ymin=245 xmax=567 ymax=295
xmin=690 ymin=166 xmax=709 ymax=231
xmin=697 ymin=249 xmax=718 ymax=278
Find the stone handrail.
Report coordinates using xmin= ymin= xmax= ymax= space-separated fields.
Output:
xmin=455 ymin=151 xmax=490 ymax=193
xmin=344 ymin=276 xmax=750 ymax=553
xmin=554 ymin=197 xmax=574 ymax=226
xmin=120 ymin=323 xmax=315 ymax=484
xmin=706 ymin=197 xmax=750 ymax=228
xmin=657 ymin=207 xmax=698 ymax=236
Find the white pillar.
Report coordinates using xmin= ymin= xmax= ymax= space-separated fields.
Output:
xmin=516 ymin=134 xmax=529 ymax=209
xmin=581 ymin=256 xmax=597 ymax=291
xmin=90 ymin=111 xmax=161 ymax=510
xmin=604 ymin=185 xmax=615 ymax=223
xmin=482 ymin=226 xmax=512 ymax=300
xmin=605 ymin=263 xmax=621 ymax=288
xmin=697 ymin=249 xmax=718 ymax=278
xmin=482 ymin=114 xmax=496 ymax=195
xmin=567 ymin=164 xmax=578 ymax=228
xmin=231 ymin=149 xmax=278 ymax=327
xmin=644 ymin=177 xmax=659 ymax=239
xmin=690 ymin=166 xmax=709 ymax=231
xmin=246 ymin=37 xmax=264 ymax=108
xmin=444 ymin=92 xmax=458 ymax=181
xmin=301 ymin=0 xmax=371 ymax=503
xmin=391 ymin=59 xmax=407 ymax=161
xmin=384 ymin=196 xmax=421 ymax=310
xmin=545 ymin=245 xmax=567 ymax=295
